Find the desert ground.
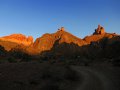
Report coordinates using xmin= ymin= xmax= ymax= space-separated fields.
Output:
xmin=0 ymin=62 xmax=120 ymax=90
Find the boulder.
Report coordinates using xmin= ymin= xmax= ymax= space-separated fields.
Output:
xmin=93 ymin=25 xmax=105 ymax=35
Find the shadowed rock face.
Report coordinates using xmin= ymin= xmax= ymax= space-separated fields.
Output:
xmin=31 ymin=27 xmax=87 ymax=54
xmin=0 ymin=25 xmax=120 ymax=56
xmin=0 ymin=34 xmax=33 ymax=46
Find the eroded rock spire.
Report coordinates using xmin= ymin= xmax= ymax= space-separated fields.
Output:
xmin=93 ymin=25 xmax=105 ymax=35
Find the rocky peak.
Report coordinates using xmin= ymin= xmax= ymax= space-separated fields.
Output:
xmin=27 ymin=36 xmax=33 ymax=42
xmin=93 ymin=25 xmax=105 ymax=35
xmin=31 ymin=27 xmax=87 ymax=54
xmin=58 ymin=27 xmax=65 ymax=32
xmin=0 ymin=34 xmax=33 ymax=46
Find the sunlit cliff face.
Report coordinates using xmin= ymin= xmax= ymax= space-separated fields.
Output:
xmin=0 ymin=25 xmax=119 ymax=55
xmin=31 ymin=27 xmax=87 ymax=54
xmin=0 ymin=34 xmax=33 ymax=46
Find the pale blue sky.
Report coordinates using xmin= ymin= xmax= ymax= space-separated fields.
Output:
xmin=0 ymin=0 xmax=120 ymax=40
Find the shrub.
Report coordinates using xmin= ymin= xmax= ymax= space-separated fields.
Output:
xmin=7 ymin=57 xmax=17 ymax=63
xmin=10 ymin=49 xmax=32 ymax=62
xmin=0 ymin=45 xmax=7 ymax=56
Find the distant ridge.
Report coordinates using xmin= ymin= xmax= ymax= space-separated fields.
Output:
xmin=0 ymin=34 xmax=33 ymax=46
xmin=0 ymin=25 xmax=119 ymax=56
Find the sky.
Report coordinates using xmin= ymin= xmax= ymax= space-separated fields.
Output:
xmin=0 ymin=0 xmax=120 ymax=40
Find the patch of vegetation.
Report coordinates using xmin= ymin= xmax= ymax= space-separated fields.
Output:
xmin=7 ymin=57 xmax=17 ymax=63
xmin=0 ymin=45 xmax=7 ymax=56
xmin=0 ymin=59 xmax=8 ymax=64
xmin=28 ymin=64 xmax=80 ymax=90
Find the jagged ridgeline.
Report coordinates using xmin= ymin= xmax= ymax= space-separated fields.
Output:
xmin=0 ymin=25 xmax=120 ymax=60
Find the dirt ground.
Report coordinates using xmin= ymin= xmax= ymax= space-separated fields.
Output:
xmin=0 ymin=62 xmax=120 ymax=90
xmin=0 ymin=62 xmax=79 ymax=90
xmin=72 ymin=65 xmax=120 ymax=90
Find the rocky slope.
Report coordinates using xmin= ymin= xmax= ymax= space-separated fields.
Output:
xmin=29 ymin=27 xmax=87 ymax=54
xmin=83 ymin=25 xmax=118 ymax=44
xmin=0 ymin=25 xmax=120 ymax=58
xmin=0 ymin=34 xmax=33 ymax=46
xmin=0 ymin=34 xmax=33 ymax=51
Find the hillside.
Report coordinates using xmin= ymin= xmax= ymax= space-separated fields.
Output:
xmin=28 ymin=27 xmax=87 ymax=54
xmin=0 ymin=34 xmax=33 ymax=50
xmin=0 ymin=25 xmax=120 ymax=61
xmin=0 ymin=25 xmax=120 ymax=90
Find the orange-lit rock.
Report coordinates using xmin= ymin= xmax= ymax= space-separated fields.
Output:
xmin=0 ymin=34 xmax=33 ymax=46
xmin=93 ymin=25 xmax=105 ymax=35
xmin=84 ymin=25 xmax=118 ymax=44
xmin=30 ymin=27 xmax=87 ymax=54
xmin=0 ymin=26 xmax=120 ymax=55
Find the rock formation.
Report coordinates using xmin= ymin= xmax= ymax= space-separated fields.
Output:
xmin=83 ymin=25 xmax=117 ymax=44
xmin=0 ymin=34 xmax=33 ymax=46
xmin=28 ymin=27 xmax=87 ymax=54
xmin=0 ymin=25 xmax=119 ymax=57
xmin=58 ymin=27 xmax=65 ymax=31
xmin=93 ymin=25 xmax=105 ymax=35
